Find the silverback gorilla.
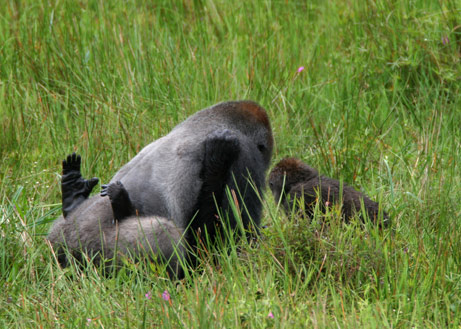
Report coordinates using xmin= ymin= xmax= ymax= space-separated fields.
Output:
xmin=269 ymin=158 xmax=389 ymax=226
xmin=47 ymin=101 xmax=274 ymax=277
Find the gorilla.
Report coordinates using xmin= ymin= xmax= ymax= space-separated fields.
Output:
xmin=47 ymin=101 xmax=274 ymax=277
xmin=269 ymin=158 xmax=389 ymax=226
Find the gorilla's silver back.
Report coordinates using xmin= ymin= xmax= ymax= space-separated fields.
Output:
xmin=110 ymin=101 xmax=273 ymax=228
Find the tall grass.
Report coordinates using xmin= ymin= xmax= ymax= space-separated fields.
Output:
xmin=1 ymin=0 xmax=460 ymax=327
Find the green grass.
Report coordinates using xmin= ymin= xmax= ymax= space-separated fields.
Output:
xmin=1 ymin=0 xmax=460 ymax=327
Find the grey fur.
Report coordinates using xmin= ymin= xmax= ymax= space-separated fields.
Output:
xmin=48 ymin=197 xmax=185 ymax=277
xmin=48 ymin=101 xmax=273 ymax=275
xmin=109 ymin=100 xmax=273 ymax=227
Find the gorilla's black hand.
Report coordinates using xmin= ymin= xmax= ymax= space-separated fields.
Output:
xmin=202 ymin=129 xmax=240 ymax=180
xmin=61 ymin=153 xmax=99 ymax=218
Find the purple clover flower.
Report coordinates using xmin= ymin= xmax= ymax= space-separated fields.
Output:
xmin=162 ymin=290 xmax=170 ymax=301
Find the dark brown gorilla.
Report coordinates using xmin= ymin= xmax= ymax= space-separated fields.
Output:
xmin=269 ymin=158 xmax=389 ymax=226
xmin=48 ymin=101 xmax=274 ymax=277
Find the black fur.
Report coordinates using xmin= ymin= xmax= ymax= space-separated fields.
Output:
xmin=61 ymin=153 xmax=99 ymax=218
xmin=187 ymin=129 xmax=241 ymax=251
xmin=101 ymin=181 xmax=136 ymax=222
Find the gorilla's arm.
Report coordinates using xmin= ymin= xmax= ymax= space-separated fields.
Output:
xmin=189 ymin=129 xmax=241 ymax=243
xmin=61 ymin=153 xmax=99 ymax=218
xmin=101 ymin=181 xmax=136 ymax=222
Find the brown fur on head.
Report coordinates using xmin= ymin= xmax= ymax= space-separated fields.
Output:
xmin=231 ymin=101 xmax=273 ymax=143
xmin=268 ymin=157 xmax=319 ymax=202
xmin=238 ymin=101 xmax=273 ymax=141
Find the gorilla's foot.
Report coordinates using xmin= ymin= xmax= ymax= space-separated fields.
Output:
xmin=61 ymin=153 xmax=99 ymax=218
xmin=101 ymin=181 xmax=136 ymax=222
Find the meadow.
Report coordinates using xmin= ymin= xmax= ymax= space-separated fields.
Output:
xmin=1 ymin=0 xmax=460 ymax=327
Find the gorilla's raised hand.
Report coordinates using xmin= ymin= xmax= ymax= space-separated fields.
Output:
xmin=61 ymin=153 xmax=99 ymax=218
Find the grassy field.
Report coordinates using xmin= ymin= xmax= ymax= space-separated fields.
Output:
xmin=1 ymin=0 xmax=460 ymax=327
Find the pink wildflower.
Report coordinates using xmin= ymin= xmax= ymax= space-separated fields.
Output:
xmin=297 ymin=66 xmax=305 ymax=73
xmin=145 ymin=291 xmax=152 ymax=300
xmin=268 ymin=311 xmax=274 ymax=318
xmin=162 ymin=290 xmax=170 ymax=301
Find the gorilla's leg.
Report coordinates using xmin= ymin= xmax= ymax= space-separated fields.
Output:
xmin=61 ymin=153 xmax=99 ymax=218
xmin=101 ymin=181 xmax=136 ymax=222
xmin=189 ymin=129 xmax=241 ymax=243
